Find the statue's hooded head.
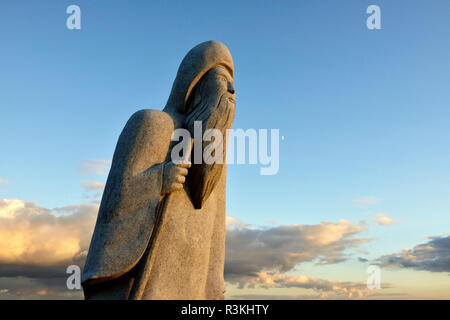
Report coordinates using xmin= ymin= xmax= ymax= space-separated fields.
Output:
xmin=164 ymin=40 xmax=234 ymax=115
xmin=164 ymin=41 xmax=236 ymax=209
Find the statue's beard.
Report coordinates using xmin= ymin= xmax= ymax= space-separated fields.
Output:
xmin=185 ymin=92 xmax=235 ymax=209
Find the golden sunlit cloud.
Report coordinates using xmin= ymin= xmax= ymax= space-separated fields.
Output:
xmin=235 ymin=270 xmax=393 ymax=299
xmin=0 ymin=199 xmax=97 ymax=267
xmin=373 ymin=213 xmax=399 ymax=226
xmin=225 ymin=217 xmax=372 ymax=289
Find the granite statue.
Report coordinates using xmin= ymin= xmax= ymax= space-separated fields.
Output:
xmin=81 ymin=40 xmax=236 ymax=300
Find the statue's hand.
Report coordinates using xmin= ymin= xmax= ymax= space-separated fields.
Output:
xmin=161 ymin=161 xmax=191 ymax=195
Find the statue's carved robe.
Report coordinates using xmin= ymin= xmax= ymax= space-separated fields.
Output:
xmin=82 ymin=109 xmax=227 ymax=299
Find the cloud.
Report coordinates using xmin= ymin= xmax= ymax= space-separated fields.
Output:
xmin=225 ymin=218 xmax=371 ymax=287
xmin=0 ymin=199 xmax=98 ymax=299
xmin=227 ymin=293 xmax=326 ymax=300
xmin=80 ymin=180 xmax=105 ymax=201
xmin=0 ymin=275 xmax=83 ymax=300
xmin=227 ymin=271 xmax=393 ymax=299
xmin=77 ymin=159 xmax=110 ymax=176
xmin=0 ymin=199 xmax=97 ymax=267
xmin=0 ymin=178 xmax=8 ymax=184
xmin=352 ymin=196 xmax=380 ymax=207
xmin=80 ymin=180 xmax=105 ymax=192
xmin=373 ymin=213 xmax=398 ymax=226
xmin=226 ymin=216 xmax=248 ymax=229
xmin=377 ymin=234 xmax=450 ymax=273
xmin=0 ymin=265 xmax=68 ymax=279
xmin=228 ymin=291 xmax=406 ymax=300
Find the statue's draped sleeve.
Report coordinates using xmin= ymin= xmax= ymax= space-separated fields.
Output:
xmin=82 ymin=109 xmax=174 ymax=285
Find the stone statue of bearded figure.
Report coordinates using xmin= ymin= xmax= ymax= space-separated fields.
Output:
xmin=81 ymin=41 xmax=236 ymax=299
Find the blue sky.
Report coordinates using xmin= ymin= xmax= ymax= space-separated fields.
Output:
xmin=0 ymin=1 xmax=449 ymax=299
